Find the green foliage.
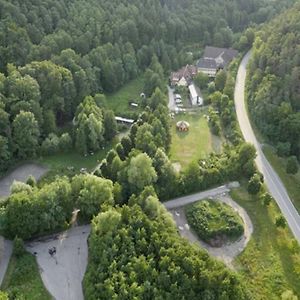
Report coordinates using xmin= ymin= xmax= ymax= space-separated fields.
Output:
xmin=2 ymin=174 xmax=113 ymax=239
xmin=12 ymin=111 xmax=40 ymax=159
xmin=13 ymin=237 xmax=26 ymax=258
xmin=194 ymin=71 xmax=209 ymax=89
xmin=186 ymin=200 xmax=244 ymax=245
xmin=286 ymin=156 xmax=298 ymax=174
xmin=215 ymin=70 xmax=227 ymax=91
xmin=75 ymin=96 xmax=104 ymax=154
xmin=261 ymin=192 xmax=273 ymax=206
xmin=1 ymin=253 xmax=51 ymax=300
xmin=84 ymin=202 xmax=248 ymax=299
xmin=127 ymin=153 xmax=157 ymax=194
xmin=275 ymin=215 xmax=287 ymax=228
xmin=26 ymin=175 xmax=36 ymax=187
xmin=247 ymin=3 xmax=300 ymax=158
xmin=247 ymin=173 xmax=262 ymax=195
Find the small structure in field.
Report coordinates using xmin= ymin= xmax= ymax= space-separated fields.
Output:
xmin=176 ymin=120 xmax=190 ymax=132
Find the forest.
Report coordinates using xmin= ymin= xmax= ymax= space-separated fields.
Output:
xmin=247 ymin=3 xmax=300 ymax=159
xmin=0 ymin=0 xmax=299 ymax=299
xmin=0 ymin=0 xmax=296 ymax=173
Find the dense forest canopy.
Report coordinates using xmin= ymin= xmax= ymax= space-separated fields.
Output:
xmin=0 ymin=0 xmax=295 ymax=173
xmin=247 ymin=2 xmax=300 ymax=158
xmin=84 ymin=192 xmax=249 ymax=299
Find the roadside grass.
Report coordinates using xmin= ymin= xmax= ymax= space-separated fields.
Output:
xmin=1 ymin=252 xmax=51 ymax=300
xmin=170 ymin=112 xmax=220 ymax=169
xmin=231 ymin=185 xmax=300 ymax=299
xmin=105 ymin=76 xmax=145 ymax=117
xmin=263 ymin=145 xmax=300 ymax=213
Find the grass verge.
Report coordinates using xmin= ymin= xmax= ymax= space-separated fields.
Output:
xmin=1 ymin=252 xmax=51 ymax=299
xmin=231 ymin=185 xmax=300 ymax=299
xmin=263 ymin=145 xmax=300 ymax=213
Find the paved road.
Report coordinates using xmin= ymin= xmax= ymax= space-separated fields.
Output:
xmin=163 ymin=182 xmax=239 ymax=209
xmin=0 ymin=163 xmax=48 ymax=198
xmin=234 ymin=51 xmax=300 ymax=243
xmin=0 ymin=238 xmax=12 ymax=286
xmin=26 ymin=225 xmax=91 ymax=300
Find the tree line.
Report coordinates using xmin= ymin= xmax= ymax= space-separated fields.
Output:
xmin=247 ymin=3 xmax=300 ymax=161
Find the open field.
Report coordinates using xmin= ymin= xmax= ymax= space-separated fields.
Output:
xmin=1 ymin=252 xmax=51 ymax=300
xmin=38 ymin=139 xmax=117 ymax=184
xmin=263 ymin=145 xmax=300 ymax=213
xmin=170 ymin=113 xmax=221 ymax=168
xmin=231 ymin=185 xmax=300 ymax=299
xmin=105 ymin=76 xmax=144 ymax=116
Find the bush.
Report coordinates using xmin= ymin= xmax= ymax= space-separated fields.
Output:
xmin=13 ymin=237 xmax=26 ymax=258
xmin=275 ymin=215 xmax=286 ymax=228
xmin=185 ymin=200 xmax=244 ymax=246
xmin=261 ymin=192 xmax=272 ymax=206
xmin=247 ymin=173 xmax=262 ymax=195
xmin=10 ymin=181 xmax=32 ymax=194
xmin=26 ymin=175 xmax=36 ymax=187
xmin=276 ymin=142 xmax=291 ymax=157
xmin=286 ymin=156 xmax=298 ymax=174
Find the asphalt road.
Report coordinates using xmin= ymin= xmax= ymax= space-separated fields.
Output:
xmin=163 ymin=183 xmax=240 ymax=209
xmin=234 ymin=51 xmax=300 ymax=243
xmin=0 ymin=163 xmax=48 ymax=198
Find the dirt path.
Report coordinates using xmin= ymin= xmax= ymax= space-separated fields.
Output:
xmin=0 ymin=163 xmax=48 ymax=198
xmin=169 ymin=194 xmax=253 ymax=268
xmin=26 ymin=225 xmax=91 ymax=300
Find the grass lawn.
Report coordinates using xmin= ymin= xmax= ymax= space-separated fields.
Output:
xmin=1 ymin=253 xmax=51 ymax=299
xmin=170 ymin=112 xmax=220 ymax=168
xmin=38 ymin=138 xmax=117 ymax=184
xmin=231 ymin=185 xmax=300 ymax=299
xmin=263 ymin=145 xmax=300 ymax=213
xmin=105 ymin=76 xmax=145 ymax=116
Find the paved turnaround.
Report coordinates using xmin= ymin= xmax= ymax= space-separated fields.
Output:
xmin=234 ymin=51 xmax=300 ymax=243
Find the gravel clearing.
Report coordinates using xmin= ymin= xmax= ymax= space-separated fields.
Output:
xmin=169 ymin=194 xmax=253 ymax=268
xmin=26 ymin=225 xmax=91 ymax=300
xmin=0 ymin=163 xmax=48 ymax=198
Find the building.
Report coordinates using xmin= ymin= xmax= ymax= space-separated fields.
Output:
xmin=115 ymin=116 xmax=135 ymax=125
xmin=170 ymin=65 xmax=197 ymax=87
xmin=197 ymin=46 xmax=238 ymax=77
xmin=189 ymin=83 xmax=203 ymax=106
xmin=176 ymin=120 xmax=190 ymax=132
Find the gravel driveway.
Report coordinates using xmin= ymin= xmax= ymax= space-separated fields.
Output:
xmin=0 ymin=163 xmax=48 ymax=198
xmin=26 ymin=225 xmax=91 ymax=300
xmin=169 ymin=194 xmax=253 ymax=268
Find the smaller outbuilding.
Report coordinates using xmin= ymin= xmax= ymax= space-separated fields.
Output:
xmin=176 ymin=120 xmax=190 ymax=132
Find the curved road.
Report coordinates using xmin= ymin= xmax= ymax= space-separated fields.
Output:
xmin=234 ymin=51 xmax=300 ymax=243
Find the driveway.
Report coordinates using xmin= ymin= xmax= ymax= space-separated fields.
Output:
xmin=234 ymin=51 xmax=300 ymax=243
xmin=164 ymin=184 xmax=235 ymax=209
xmin=0 ymin=163 xmax=48 ymax=198
xmin=167 ymin=86 xmax=176 ymax=111
xmin=26 ymin=225 xmax=91 ymax=300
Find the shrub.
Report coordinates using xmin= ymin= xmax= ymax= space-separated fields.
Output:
xmin=247 ymin=173 xmax=262 ymax=195
xmin=26 ymin=175 xmax=36 ymax=187
xmin=185 ymin=200 xmax=244 ymax=246
xmin=286 ymin=156 xmax=298 ymax=174
xmin=275 ymin=215 xmax=286 ymax=228
xmin=13 ymin=236 xmax=26 ymax=258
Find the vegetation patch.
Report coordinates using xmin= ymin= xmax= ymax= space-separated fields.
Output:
xmin=263 ymin=145 xmax=300 ymax=213
xmin=105 ymin=76 xmax=145 ymax=118
xmin=231 ymin=185 xmax=300 ymax=299
xmin=1 ymin=252 xmax=51 ymax=300
xmin=185 ymin=200 xmax=244 ymax=247
xmin=170 ymin=113 xmax=220 ymax=168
